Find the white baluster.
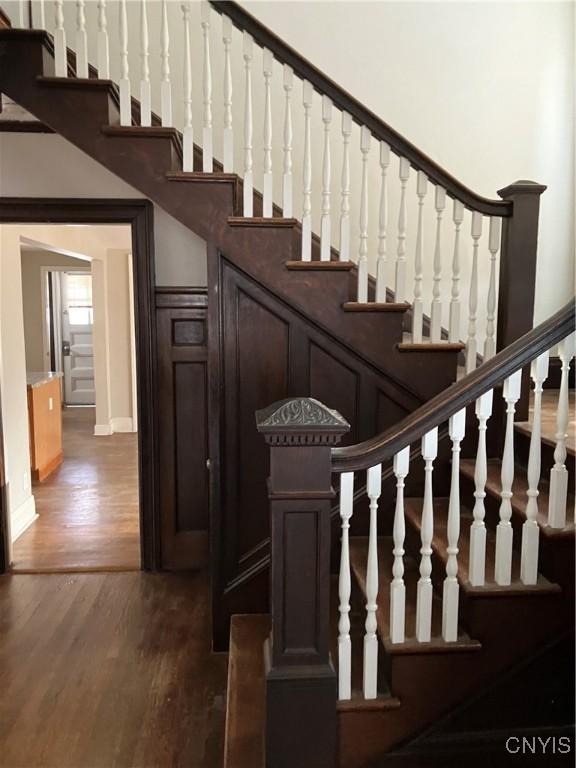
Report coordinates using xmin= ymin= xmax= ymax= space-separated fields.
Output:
xmin=390 ymin=447 xmax=409 ymax=644
xmin=282 ymin=65 xmax=294 ymax=218
xmin=18 ymin=0 xmax=26 ymax=28
xmin=181 ymin=1 xmax=194 ymax=172
xmin=320 ymin=96 xmax=333 ymax=261
xmin=160 ymin=0 xmax=172 ymax=126
xmin=521 ymin=352 xmax=549 ymax=584
xmin=395 ymin=158 xmax=410 ymax=302
xmin=118 ymin=0 xmax=131 ymax=126
xmin=468 ymin=390 xmax=493 ymax=586
xmin=54 ymin=0 xmax=67 ymax=78
xmin=363 ymin=464 xmax=381 ymax=700
xmin=357 ymin=126 xmax=371 ymax=302
xmin=37 ymin=0 xmax=45 ymax=29
xmin=75 ymin=0 xmax=88 ymax=78
xmin=375 ymin=142 xmax=391 ymax=303
xmin=338 ymin=472 xmax=354 ymax=700
xmin=494 ymin=369 xmax=522 ymax=586
xmin=222 ymin=15 xmax=233 ymax=173
xmin=411 ymin=171 xmax=427 ymax=342
xmin=97 ymin=0 xmax=110 ymax=80
xmin=443 ymin=409 xmax=465 ymax=641
xmin=430 ymin=186 xmax=447 ymax=342
xmin=262 ymin=49 xmax=273 ymax=217
xmin=242 ymin=33 xmax=254 ymax=216
xmin=484 ymin=217 xmax=502 ymax=359
xmin=449 ymin=200 xmax=464 ymax=343
xmin=466 ymin=212 xmax=483 ymax=373
xmin=301 ymin=80 xmax=313 ymax=261
xmin=200 ymin=1 xmax=212 ymax=170
xmin=339 ymin=112 xmax=352 ymax=263
xmin=139 ymin=0 xmax=151 ymax=127
xmin=416 ymin=428 xmax=438 ymax=643
xmin=548 ymin=333 xmax=575 ymax=528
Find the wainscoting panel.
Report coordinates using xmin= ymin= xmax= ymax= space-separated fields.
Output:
xmin=211 ymin=256 xmax=426 ymax=646
xmin=156 ymin=288 xmax=209 ymax=569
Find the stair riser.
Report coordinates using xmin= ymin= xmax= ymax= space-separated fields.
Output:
xmin=0 ymin=43 xmax=120 ymax=131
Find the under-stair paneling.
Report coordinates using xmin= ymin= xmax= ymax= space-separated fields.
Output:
xmin=156 ymin=288 xmax=209 ymax=570
xmin=212 ymin=255 xmax=429 ymax=648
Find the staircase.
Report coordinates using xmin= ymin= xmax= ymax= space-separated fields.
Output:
xmin=1 ymin=3 xmax=573 ymax=767
xmin=225 ymin=311 xmax=574 ymax=767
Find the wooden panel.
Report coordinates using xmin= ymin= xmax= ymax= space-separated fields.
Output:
xmin=224 ymin=285 xmax=290 ymax=569
xmin=157 ymin=289 xmax=209 ymax=570
xmin=173 ymin=318 xmax=206 ymax=346
xmin=309 ymin=342 xmax=359 ymax=445
xmin=174 ymin=362 xmax=208 ymax=531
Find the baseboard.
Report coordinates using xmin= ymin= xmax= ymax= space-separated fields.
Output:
xmin=10 ymin=495 xmax=37 ymax=542
xmin=94 ymin=423 xmax=113 ymax=436
xmin=110 ymin=417 xmax=136 ymax=433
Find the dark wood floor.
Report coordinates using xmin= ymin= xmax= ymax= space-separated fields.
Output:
xmin=12 ymin=407 xmax=140 ymax=572
xmin=0 ymin=570 xmax=227 ymax=768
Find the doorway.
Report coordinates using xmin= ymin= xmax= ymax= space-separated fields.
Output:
xmin=60 ymin=270 xmax=95 ymax=405
xmin=0 ymin=199 xmax=159 ymax=574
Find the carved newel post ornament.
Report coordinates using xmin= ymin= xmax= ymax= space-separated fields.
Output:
xmin=256 ymin=398 xmax=350 ymax=768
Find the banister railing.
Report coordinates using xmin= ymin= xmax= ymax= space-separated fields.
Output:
xmin=7 ymin=0 xmax=547 ymax=375
xmin=332 ymin=300 xmax=575 ymax=473
xmin=257 ymin=299 xmax=574 ymax=765
xmin=211 ymin=2 xmax=509 ymax=217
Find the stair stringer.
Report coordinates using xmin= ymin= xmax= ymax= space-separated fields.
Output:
xmin=0 ymin=29 xmax=462 ymax=404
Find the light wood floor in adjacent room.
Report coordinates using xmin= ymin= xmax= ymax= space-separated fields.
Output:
xmin=11 ymin=407 xmax=140 ymax=572
xmin=0 ymin=570 xmax=227 ymax=768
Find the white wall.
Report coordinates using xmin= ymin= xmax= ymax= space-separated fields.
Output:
xmin=0 ymin=226 xmax=36 ymax=542
xmin=0 ymin=132 xmax=208 ymax=287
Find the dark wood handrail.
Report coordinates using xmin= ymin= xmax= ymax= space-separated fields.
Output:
xmin=211 ymin=1 xmax=511 ymax=217
xmin=331 ymin=300 xmax=575 ymax=472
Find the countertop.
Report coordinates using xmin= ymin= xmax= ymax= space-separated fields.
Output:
xmin=26 ymin=372 xmax=63 ymax=389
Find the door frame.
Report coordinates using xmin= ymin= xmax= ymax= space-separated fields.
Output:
xmin=0 ymin=197 xmax=160 ymax=572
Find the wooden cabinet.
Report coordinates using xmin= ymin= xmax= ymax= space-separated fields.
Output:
xmin=27 ymin=373 xmax=63 ymax=482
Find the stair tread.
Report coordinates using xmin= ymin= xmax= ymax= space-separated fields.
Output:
xmin=404 ymin=496 xmax=563 ymax=594
xmin=515 ymin=420 xmax=576 ymax=458
xmin=228 ymin=216 xmax=298 ymax=227
xmin=460 ymin=459 xmax=575 ymax=537
xmin=167 ymin=170 xmax=238 ymax=182
xmin=225 ymin=615 xmax=267 ymax=768
xmin=343 ymin=302 xmax=410 ymax=313
xmin=349 ymin=536 xmax=480 ymax=653
xmin=102 ymin=125 xmax=179 ymax=138
xmin=37 ymin=75 xmax=114 ymax=88
xmin=285 ymin=260 xmax=354 ymax=270
xmin=398 ymin=342 xmax=466 ymax=352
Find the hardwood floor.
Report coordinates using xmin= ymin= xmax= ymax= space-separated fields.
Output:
xmin=0 ymin=570 xmax=227 ymax=768
xmin=12 ymin=407 xmax=140 ymax=572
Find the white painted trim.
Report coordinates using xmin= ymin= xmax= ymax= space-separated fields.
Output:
xmin=110 ymin=416 xmax=135 ymax=433
xmin=10 ymin=494 xmax=38 ymax=542
xmin=94 ymin=417 xmax=135 ymax=436
xmin=94 ymin=422 xmax=113 ymax=436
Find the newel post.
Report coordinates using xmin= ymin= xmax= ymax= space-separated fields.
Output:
xmin=256 ymin=398 xmax=350 ymax=768
xmin=497 ymin=179 xmax=547 ymax=419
